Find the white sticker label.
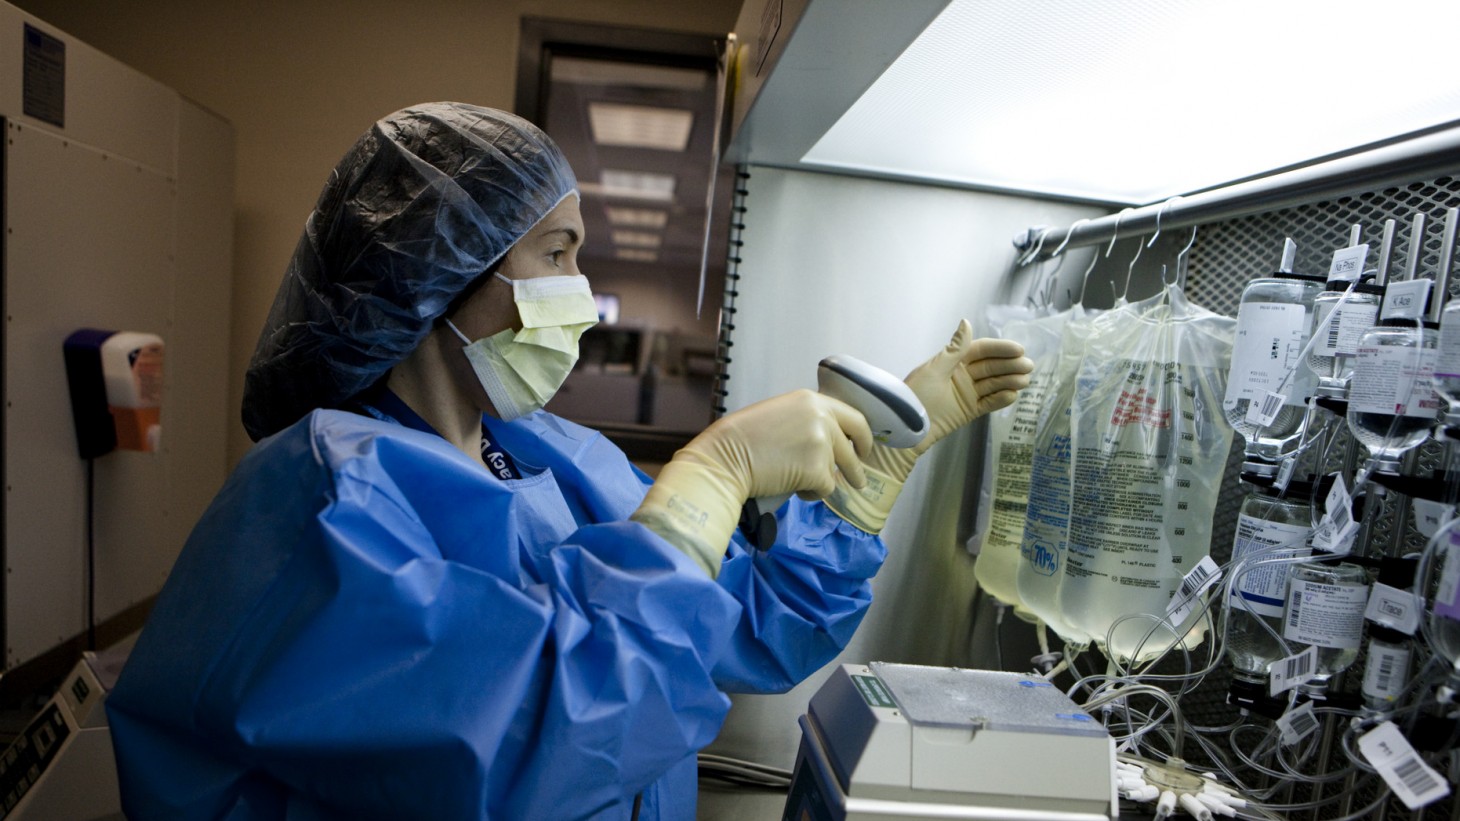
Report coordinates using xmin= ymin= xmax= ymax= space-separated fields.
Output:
xmin=1323 ymin=476 xmax=1355 ymax=532
xmin=1244 ymin=390 xmax=1286 ymax=427
xmin=1362 ymin=641 xmax=1412 ymax=704
xmin=1436 ymin=527 xmax=1460 ymax=621
xmin=1269 ymin=644 xmax=1318 ymax=696
xmin=1381 ymin=279 xmax=1433 ymax=322
xmin=1438 ymin=307 xmax=1460 ymax=379
xmin=1350 ymin=343 xmax=1441 ymax=417
xmin=1365 ymin=581 xmax=1421 ymax=635
xmin=1328 ymin=244 xmax=1369 ymax=281
xmin=1284 ymin=578 xmax=1370 ymax=649
xmin=1413 ymin=499 xmax=1455 ymax=539
xmin=1277 ymin=701 xmax=1320 ymax=746
xmin=1225 ymin=302 xmax=1309 ymax=405
xmin=1229 ymin=514 xmax=1312 ymax=618
xmin=1168 ymin=556 xmax=1222 ymax=623
xmin=1358 ymin=722 xmax=1451 ymax=809
xmin=1314 ymin=300 xmax=1381 ymax=358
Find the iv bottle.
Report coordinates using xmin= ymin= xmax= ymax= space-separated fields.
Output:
xmin=1346 ymin=286 xmax=1442 ymax=474
xmin=1222 ymin=238 xmax=1324 ymax=477
xmin=1282 ymin=560 xmax=1371 ymax=694
xmin=1225 ymin=479 xmax=1315 ymax=690
xmin=1360 ymin=625 xmax=1412 ymax=711
xmin=1349 ymin=210 xmax=1452 ymax=472
xmin=1308 ymin=279 xmax=1383 ymax=399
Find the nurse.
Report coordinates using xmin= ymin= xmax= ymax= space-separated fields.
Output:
xmin=106 ymin=102 xmax=1032 ymax=819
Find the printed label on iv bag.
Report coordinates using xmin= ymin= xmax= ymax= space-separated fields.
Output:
xmin=1312 ymin=300 xmax=1380 ymax=358
xmin=1283 ymin=578 xmax=1369 ymax=649
xmin=1224 ymin=303 xmax=1309 ymax=406
xmin=1438 ymin=309 xmax=1460 ymax=379
xmin=1349 ymin=345 xmax=1441 ymax=417
xmin=1434 ymin=527 xmax=1460 ymax=621
xmin=1229 ymin=515 xmax=1311 ymax=618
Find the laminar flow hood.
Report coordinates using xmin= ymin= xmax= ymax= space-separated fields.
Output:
xmin=724 ymin=0 xmax=1460 ymax=207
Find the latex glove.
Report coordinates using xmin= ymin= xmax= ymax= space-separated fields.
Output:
xmin=826 ymin=320 xmax=1033 ymax=533
xmin=632 ymin=390 xmax=874 ymax=577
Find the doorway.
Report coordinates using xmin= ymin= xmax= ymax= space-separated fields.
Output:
xmin=516 ymin=18 xmax=733 ymax=465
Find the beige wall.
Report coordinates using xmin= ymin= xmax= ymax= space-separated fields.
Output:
xmin=11 ymin=0 xmax=742 ymax=465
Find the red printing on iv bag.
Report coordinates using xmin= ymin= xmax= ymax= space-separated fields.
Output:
xmin=1110 ymin=388 xmax=1171 ymax=428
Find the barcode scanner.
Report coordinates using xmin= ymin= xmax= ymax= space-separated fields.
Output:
xmin=738 ymin=355 xmax=929 ymax=549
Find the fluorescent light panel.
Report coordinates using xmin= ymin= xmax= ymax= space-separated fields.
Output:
xmin=580 ymin=169 xmax=677 ymax=203
xmin=552 ymin=57 xmax=708 ymax=92
xmin=616 ymin=248 xmax=660 ymax=263
xmin=802 ymin=0 xmax=1460 ymax=204
xmin=605 ymin=206 xmax=669 ymax=229
xmin=612 ymin=230 xmax=663 ymax=248
xmin=589 ymin=103 xmax=694 ymax=151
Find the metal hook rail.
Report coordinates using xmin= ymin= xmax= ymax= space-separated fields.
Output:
xmin=1013 ymin=121 xmax=1460 ymax=259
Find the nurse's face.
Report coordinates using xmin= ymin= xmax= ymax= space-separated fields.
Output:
xmin=443 ymin=195 xmax=587 ymax=414
xmin=449 ymin=195 xmax=587 ymax=342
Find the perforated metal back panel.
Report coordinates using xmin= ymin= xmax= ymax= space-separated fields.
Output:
xmin=1085 ymin=175 xmax=1460 ymax=820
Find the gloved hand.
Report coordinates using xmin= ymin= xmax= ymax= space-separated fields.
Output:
xmin=826 ymin=320 xmax=1033 ymax=533
xmin=632 ymin=390 xmax=874 ymax=577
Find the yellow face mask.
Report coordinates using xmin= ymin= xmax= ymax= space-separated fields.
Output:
xmin=447 ymin=273 xmax=598 ymax=421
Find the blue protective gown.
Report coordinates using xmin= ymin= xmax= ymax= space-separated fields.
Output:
xmin=106 ymin=408 xmax=886 ymax=820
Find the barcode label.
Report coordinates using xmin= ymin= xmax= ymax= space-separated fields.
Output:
xmin=1286 ymin=587 xmax=1303 ymax=630
xmin=1358 ymin=722 xmax=1451 ymax=809
xmin=1245 ymin=391 xmax=1285 ymax=427
xmin=1278 ymin=701 xmax=1319 ymax=746
xmin=1167 ymin=557 xmax=1221 ymax=623
xmin=1326 ymin=311 xmax=1343 ymax=349
xmin=1269 ymin=645 xmax=1317 ymax=696
xmin=1376 ymin=653 xmax=1397 ymax=692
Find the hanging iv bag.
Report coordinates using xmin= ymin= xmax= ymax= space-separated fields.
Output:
xmin=1016 ymin=308 xmax=1105 ymax=645
xmin=971 ymin=303 xmax=1079 ymax=621
xmin=1055 ymin=285 xmax=1236 ymax=663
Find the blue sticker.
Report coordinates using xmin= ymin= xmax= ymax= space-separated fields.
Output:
xmin=1055 ymin=712 xmax=1094 ymax=722
xmin=1018 ymin=680 xmax=1054 ymax=688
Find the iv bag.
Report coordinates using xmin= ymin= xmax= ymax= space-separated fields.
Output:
xmin=1015 ymin=309 xmax=1103 ymax=645
xmin=1056 ymin=287 xmax=1235 ymax=663
xmin=971 ymin=303 xmax=1075 ymax=622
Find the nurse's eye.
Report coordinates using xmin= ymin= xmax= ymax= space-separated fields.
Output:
xmin=549 ymin=248 xmax=567 ymax=266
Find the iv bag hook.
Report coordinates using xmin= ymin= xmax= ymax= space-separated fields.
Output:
xmin=1122 ymin=197 xmax=1180 ymax=301
xmin=1051 ymin=218 xmax=1089 ymax=306
xmin=1084 ymin=208 xmax=1131 ymax=306
xmin=1024 ymin=227 xmax=1055 ymax=308
xmin=1171 ymin=223 xmax=1198 ymax=288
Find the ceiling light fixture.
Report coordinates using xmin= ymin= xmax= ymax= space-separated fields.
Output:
xmin=801 ymin=0 xmax=1460 ymax=204
xmin=581 ymin=170 xmax=677 ymax=203
xmin=605 ymin=207 xmax=670 ymax=229
xmin=612 ymin=230 xmax=664 ymax=248
xmin=615 ymin=248 xmax=660 ymax=263
xmin=589 ymin=103 xmax=694 ymax=151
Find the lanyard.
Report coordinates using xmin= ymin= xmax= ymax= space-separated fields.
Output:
xmin=357 ymin=388 xmax=521 ymax=481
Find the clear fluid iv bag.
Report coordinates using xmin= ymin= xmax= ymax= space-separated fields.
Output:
xmin=1016 ymin=310 xmax=1102 ymax=646
xmin=1055 ymin=286 xmax=1235 ymax=662
xmin=972 ymin=304 xmax=1073 ymax=620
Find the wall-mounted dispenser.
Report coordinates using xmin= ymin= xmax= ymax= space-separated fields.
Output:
xmin=63 ymin=329 xmax=164 ymax=458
